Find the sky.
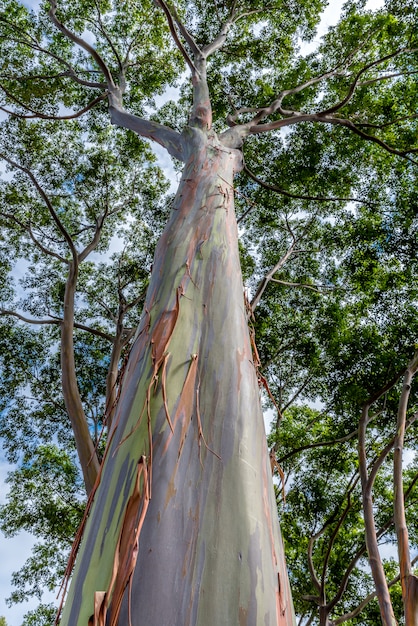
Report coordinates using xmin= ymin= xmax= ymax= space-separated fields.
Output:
xmin=0 ymin=456 xmax=57 ymax=625
xmin=0 ymin=0 xmax=384 ymax=624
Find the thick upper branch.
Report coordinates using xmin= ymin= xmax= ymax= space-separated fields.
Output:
xmin=108 ymin=102 xmax=184 ymax=160
xmin=48 ymin=0 xmax=116 ymax=90
xmin=153 ymin=0 xmax=200 ymax=74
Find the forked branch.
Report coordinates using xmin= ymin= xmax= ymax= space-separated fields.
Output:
xmin=153 ymin=0 xmax=199 ymax=74
xmin=48 ymin=0 xmax=116 ymax=90
xmin=0 ymin=153 xmax=78 ymax=262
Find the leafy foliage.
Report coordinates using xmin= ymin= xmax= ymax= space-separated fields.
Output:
xmin=0 ymin=0 xmax=417 ymax=623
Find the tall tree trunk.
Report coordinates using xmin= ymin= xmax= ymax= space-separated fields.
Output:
xmin=59 ymin=128 xmax=295 ymax=625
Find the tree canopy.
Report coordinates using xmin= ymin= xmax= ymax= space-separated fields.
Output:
xmin=0 ymin=0 xmax=417 ymax=624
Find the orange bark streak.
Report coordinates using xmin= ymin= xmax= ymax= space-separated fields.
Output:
xmin=104 ymin=457 xmax=150 ymax=626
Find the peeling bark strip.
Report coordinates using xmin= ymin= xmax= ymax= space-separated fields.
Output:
xmin=59 ymin=128 xmax=294 ymax=625
xmin=104 ymin=456 xmax=150 ymax=626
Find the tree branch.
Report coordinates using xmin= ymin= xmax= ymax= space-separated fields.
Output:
xmin=394 ymin=352 xmax=418 ymax=616
xmin=245 ymin=113 xmax=418 ymax=164
xmin=226 ymin=67 xmax=341 ymax=128
xmin=359 ymin=69 xmax=418 ymax=87
xmin=250 ymin=210 xmax=320 ymax=311
xmin=0 ymin=210 xmax=68 ymax=264
xmin=0 ymin=24 xmax=108 ymax=90
xmin=48 ymin=0 xmax=116 ymax=89
xmin=321 ymin=481 xmax=359 ymax=605
xmin=91 ymin=0 xmax=124 ymax=75
xmin=332 ymin=557 xmax=418 ymax=626
xmin=270 ymin=279 xmax=335 ymax=293
xmin=319 ymin=48 xmax=418 ymax=116
xmin=0 ymin=153 xmax=78 ymax=261
xmin=0 ymin=89 xmax=107 ymax=120
xmin=153 ymin=0 xmax=199 ymax=74
xmin=357 ymin=113 xmax=418 ymax=129
xmin=108 ymin=104 xmax=185 ymax=161
xmin=327 ymin=470 xmax=418 ymax=616
xmin=357 ymin=366 xmax=413 ymax=625
xmin=0 ymin=308 xmax=114 ymax=342
xmin=242 ymin=164 xmax=376 ymax=210
xmin=278 ymin=429 xmax=358 ymax=464
xmin=250 ymin=240 xmax=297 ymax=311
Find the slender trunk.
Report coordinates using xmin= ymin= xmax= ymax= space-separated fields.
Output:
xmin=105 ymin=335 xmax=124 ymax=430
xmin=359 ymin=404 xmax=397 ymax=626
xmin=61 ymin=263 xmax=100 ymax=494
xmin=59 ymin=128 xmax=295 ymax=625
xmin=403 ymin=577 xmax=418 ymax=626
xmin=394 ymin=353 xmax=418 ymax=626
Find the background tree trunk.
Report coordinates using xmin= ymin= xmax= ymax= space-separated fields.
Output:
xmin=61 ymin=263 xmax=100 ymax=494
xmin=59 ymin=129 xmax=295 ymax=625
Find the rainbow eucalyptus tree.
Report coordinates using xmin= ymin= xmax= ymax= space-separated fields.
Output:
xmin=1 ymin=0 xmax=418 ymax=624
xmin=47 ymin=1 xmax=299 ymax=622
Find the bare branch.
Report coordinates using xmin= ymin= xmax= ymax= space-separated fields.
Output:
xmin=227 ymin=26 xmax=390 ymax=129
xmin=281 ymin=377 xmax=311 ymax=413
xmin=319 ymin=48 xmax=417 ymax=116
xmin=153 ymin=0 xmax=199 ymax=74
xmin=79 ymin=206 xmax=110 ymax=263
xmin=357 ymin=366 xmax=415 ymax=625
xmin=359 ymin=69 xmax=418 ymax=87
xmin=394 ymin=352 xmax=418 ymax=616
xmin=27 ymin=224 xmax=69 ymax=264
xmin=0 ymin=153 xmax=78 ymax=261
xmin=332 ymin=557 xmax=418 ymax=625
xmin=357 ymin=113 xmax=418 ymax=129
xmin=93 ymin=296 xmax=118 ymax=323
xmin=108 ymin=104 xmax=185 ymax=161
xmin=242 ymin=164 xmax=376 ymax=210
xmin=0 ymin=309 xmax=60 ymax=326
xmin=328 ymin=470 xmax=418 ymax=616
xmin=0 ymin=89 xmax=107 ymax=120
xmin=0 ymin=210 xmax=68 ymax=264
xmin=201 ymin=1 xmax=255 ymax=59
xmin=321 ymin=482 xmax=359 ymax=603
xmin=91 ymin=0 xmax=123 ymax=75
xmin=270 ymin=279 xmax=335 ymax=293
xmin=0 ymin=308 xmax=114 ymax=342
xmin=48 ymin=0 xmax=116 ymax=89
xmin=250 ymin=240 xmax=297 ymax=311
xmin=250 ymin=209 xmax=321 ymax=312
xmin=246 ymin=113 xmax=418 ymax=164
xmin=308 ymin=535 xmax=322 ymax=594
xmin=0 ymin=26 xmax=107 ymax=90
xmin=278 ymin=429 xmax=358 ymax=464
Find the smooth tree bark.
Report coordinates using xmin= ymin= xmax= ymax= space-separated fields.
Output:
xmin=52 ymin=5 xmax=297 ymax=624
xmin=394 ymin=352 xmax=418 ymax=626
xmin=61 ymin=258 xmax=100 ymax=495
xmin=59 ymin=112 xmax=294 ymax=625
xmin=358 ymin=365 xmax=418 ymax=626
xmin=359 ymin=393 xmax=398 ymax=626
